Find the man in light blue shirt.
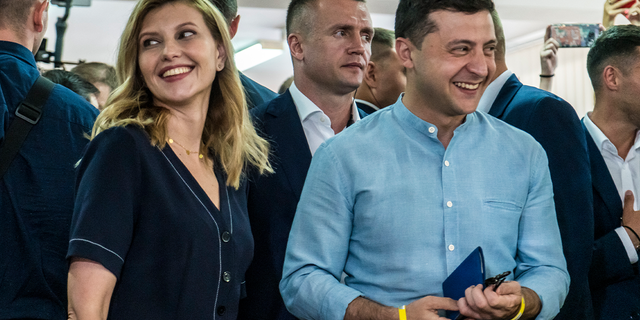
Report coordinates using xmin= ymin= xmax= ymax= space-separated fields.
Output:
xmin=279 ymin=0 xmax=569 ymax=319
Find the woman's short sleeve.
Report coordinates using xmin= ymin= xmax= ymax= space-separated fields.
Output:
xmin=67 ymin=126 xmax=142 ymax=279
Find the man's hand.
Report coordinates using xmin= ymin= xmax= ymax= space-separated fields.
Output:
xmin=457 ymin=281 xmax=522 ymax=319
xmin=406 ymin=296 xmax=459 ymax=320
xmin=621 ymin=191 xmax=640 ymax=248
xmin=603 ymin=0 xmax=636 ymax=29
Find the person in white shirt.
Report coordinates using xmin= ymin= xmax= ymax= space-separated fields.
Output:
xmin=238 ymin=0 xmax=372 ymax=319
xmin=583 ymin=24 xmax=640 ymax=319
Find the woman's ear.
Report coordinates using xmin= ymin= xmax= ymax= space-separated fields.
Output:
xmin=216 ymin=43 xmax=227 ymax=71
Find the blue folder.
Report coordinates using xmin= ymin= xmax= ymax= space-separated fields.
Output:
xmin=442 ymin=247 xmax=485 ymax=320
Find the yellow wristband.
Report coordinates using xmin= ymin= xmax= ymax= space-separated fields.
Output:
xmin=398 ymin=305 xmax=406 ymax=320
xmin=511 ymin=297 xmax=525 ymax=320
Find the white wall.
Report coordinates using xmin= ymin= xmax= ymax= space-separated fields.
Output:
xmin=44 ymin=1 xmax=135 ymax=67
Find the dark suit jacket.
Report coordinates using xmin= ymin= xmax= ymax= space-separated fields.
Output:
xmin=355 ymin=100 xmax=376 ymax=115
xmin=583 ymin=121 xmax=640 ymax=319
xmin=238 ymin=90 xmax=367 ymax=320
xmin=240 ymin=72 xmax=278 ymax=110
xmin=488 ymin=74 xmax=594 ymax=319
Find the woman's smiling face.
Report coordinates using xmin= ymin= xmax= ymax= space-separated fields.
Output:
xmin=137 ymin=2 xmax=226 ymax=108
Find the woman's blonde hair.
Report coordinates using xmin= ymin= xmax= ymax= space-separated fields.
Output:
xmin=93 ymin=0 xmax=272 ymax=188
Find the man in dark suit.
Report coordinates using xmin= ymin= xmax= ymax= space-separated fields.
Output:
xmin=355 ymin=27 xmax=406 ymax=113
xmin=583 ymin=25 xmax=640 ymax=320
xmin=210 ymin=0 xmax=277 ymax=109
xmin=478 ymin=10 xmax=595 ymax=320
xmin=238 ymin=0 xmax=372 ymax=319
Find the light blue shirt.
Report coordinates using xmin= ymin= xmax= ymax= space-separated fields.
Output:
xmin=280 ymin=98 xmax=569 ymax=320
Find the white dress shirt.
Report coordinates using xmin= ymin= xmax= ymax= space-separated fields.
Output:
xmin=289 ymin=82 xmax=361 ymax=156
xmin=354 ymin=99 xmax=380 ymax=112
xmin=476 ymin=70 xmax=513 ymax=113
xmin=584 ymin=112 xmax=640 ymax=263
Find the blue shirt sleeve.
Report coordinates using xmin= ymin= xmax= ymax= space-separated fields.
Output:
xmin=513 ymin=145 xmax=570 ymax=320
xmin=67 ymin=127 xmax=142 ymax=279
xmin=280 ymin=142 xmax=363 ymax=320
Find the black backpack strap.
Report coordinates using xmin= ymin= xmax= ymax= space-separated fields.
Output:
xmin=0 ymin=76 xmax=55 ymax=178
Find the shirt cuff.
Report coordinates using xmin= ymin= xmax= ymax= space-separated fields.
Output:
xmin=615 ymin=227 xmax=639 ymax=264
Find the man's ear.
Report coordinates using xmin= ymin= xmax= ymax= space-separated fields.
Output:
xmin=229 ymin=15 xmax=240 ymax=39
xmin=288 ymin=33 xmax=304 ymax=63
xmin=395 ymin=37 xmax=414 ymax=70
xmin=364 ymin=61 xmax=377 ymax=88
xmin=602 ymin=65 xmax=621 ymax=91
xmin=32 ymin=0 xmax=49 ymax=33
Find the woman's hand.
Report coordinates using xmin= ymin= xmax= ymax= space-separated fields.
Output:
xmin=68 ymin=258 xmax=117 ymax=320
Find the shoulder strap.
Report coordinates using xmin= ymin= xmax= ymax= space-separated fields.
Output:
xmin=0 ymin=75 xmax=55 ymax=178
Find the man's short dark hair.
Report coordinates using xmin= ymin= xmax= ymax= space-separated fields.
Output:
xmin=71 ymin=62 xmax=119 ymax=91
xmin=209 ymin=0 xmax=237 ymax=25
xmin=395 ymin=0 xmax=494 ymax=48
xmin=371 ymin=27 xmax=395 ymax=62
xmin=0 ymin=0 xmax=36 ymax=32
xmin=587 ymin=24 xmax=640 ymax=92
xmin=286 ymin=0 xmax=365 ymax=36
xmin=43 ymin=69 xmax=99 ymax=103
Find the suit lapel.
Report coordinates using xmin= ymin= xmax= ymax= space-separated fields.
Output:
xmin=488 ymin=74 xmax=523 ymax=118
xmin=356 ymin=102 xmax=375 ymax=115
xmin=357 ymin=106 xmax=370 ymax=119
xmin=582 ymin=121 xmax=623 ymax=217
xmin=263 ymin=91 xmax=312 ymax=199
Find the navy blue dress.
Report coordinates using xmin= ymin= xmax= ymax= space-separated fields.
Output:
xmin=67 ymin=126 xmax=252 ymax=319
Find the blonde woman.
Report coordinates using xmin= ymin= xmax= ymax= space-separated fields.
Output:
xmin=66 ymin=0 xmax=271 ymax=318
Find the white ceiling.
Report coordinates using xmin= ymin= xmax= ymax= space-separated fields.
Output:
xmin=44 ymin=0 xmax=610 ymax=91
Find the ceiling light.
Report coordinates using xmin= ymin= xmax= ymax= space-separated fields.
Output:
xmin=235 ymin=40 xmax=283 ymax=72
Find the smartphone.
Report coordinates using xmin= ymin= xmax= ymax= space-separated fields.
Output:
xmin=550 ymin=24 xmax=600 ymax=48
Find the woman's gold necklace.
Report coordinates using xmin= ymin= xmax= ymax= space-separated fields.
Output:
xmin=168 ymin=138 xmax=204 ymax=159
